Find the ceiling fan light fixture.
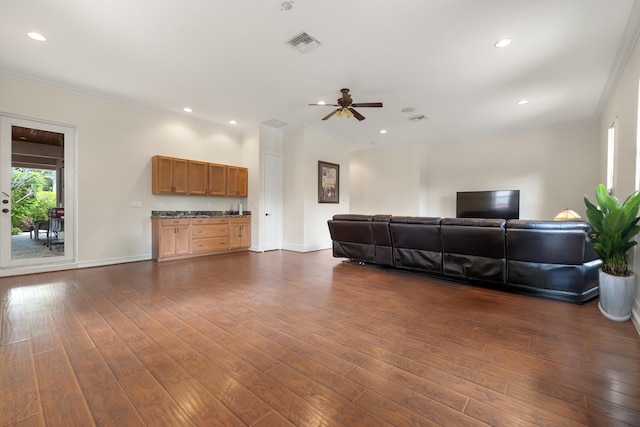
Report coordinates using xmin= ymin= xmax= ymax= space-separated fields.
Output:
xmin=336 ymin=108 xmax=353 ymax=119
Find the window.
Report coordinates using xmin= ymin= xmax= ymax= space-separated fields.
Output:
xmin=607 ymin=122 xmax=615 ymax=193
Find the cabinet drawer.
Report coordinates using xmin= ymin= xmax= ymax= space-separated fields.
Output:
xmin=192 ymin=237 xmax=229 ymax=253
xmin=192 ymin=224 xmax=228 ymax=238
xmin=230 ymin=217 xmax=250 ymax=225
xmin=160 ymin=218 xmax=191 ymax=227
xmin=192 ymin=217 xmax=229 ymax=225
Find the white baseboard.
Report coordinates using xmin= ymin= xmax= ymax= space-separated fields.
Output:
xmin=0 ymin=261 xmax=78 ymax=277
xmin=281 ymin=241 xmax=331 ymax=252
xmin=77 ymin=254 xmax=152 ymax=269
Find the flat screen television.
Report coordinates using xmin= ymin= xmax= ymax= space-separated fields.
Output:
xmin=456 ymin=190 xmax=520 ymax=219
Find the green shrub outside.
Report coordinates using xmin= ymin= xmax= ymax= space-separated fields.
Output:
xmin=10 ymin=168 xmax=57 ymax=234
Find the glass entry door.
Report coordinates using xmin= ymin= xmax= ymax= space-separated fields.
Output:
xmin=0 ymin=115 xmax=75 ymax=269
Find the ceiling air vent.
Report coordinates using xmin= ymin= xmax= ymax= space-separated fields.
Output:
xmin=408 ymin=114 xmax=428 ymax=122
xmin=262 ymin=119 xmax=288 ymax=128
xmin=288 ymin=32 xmax=321 ymax=53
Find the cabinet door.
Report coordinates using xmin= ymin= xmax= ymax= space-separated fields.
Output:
xmin=237 ymin=167 xmax=248 ymax=197
xmin=153 ymin=156 xmax=188 ymax=194
xmin=153 ymin=156 xmax=174 ymax=194
xmin=174 ymin=225 xmax=191 ymax=255
xmin=189 ymin=161 xmax=208 ymax=195
xmin=227 ymin=166 xmax=238 ymax=196
xmin=173 ymin=159 xmax=189 ymax=194
xmin=240 ymin=224 xmax=251 ymax=247
xmin=159 ymin=226 xmax=178 ymax=257
xmin=208 ymin=163 xmax=227 ymax=196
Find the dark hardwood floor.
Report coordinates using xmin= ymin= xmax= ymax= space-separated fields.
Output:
xmin=1 ymin=249 xmax=639 ymax=426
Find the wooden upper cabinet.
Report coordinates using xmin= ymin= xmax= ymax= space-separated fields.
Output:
xmin=227 ymin=166 xmax=248 ymax=197
xmin=208 ymin=163 xmax=227 ymax=196
xmin=152 ymin=156 xmax=188 ymax=194
xmin=237 ymin=167 xmax=248 ymax=197
xmin=152 ymin=155 xmax=246 ymax=197
xmin=188 ymin=161 xmax=208 ymax=195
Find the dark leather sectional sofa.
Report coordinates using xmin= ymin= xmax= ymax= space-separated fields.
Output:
xmin=327 ymin=214 xmax=602 ymax=303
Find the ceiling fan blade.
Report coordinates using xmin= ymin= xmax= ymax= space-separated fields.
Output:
xmin=348 ymin=108 xmax=366 ymax=121
xmin=308 ymin=103 xmax=340 ymax=107
xmin=322 ymin=109 xmax=341 ymax=120
xmin=351 ymin=102 xmax=383 ymax=108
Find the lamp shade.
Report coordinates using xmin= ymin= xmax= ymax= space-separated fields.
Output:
xmin=554 ymin=208 xmax=582 ymax=220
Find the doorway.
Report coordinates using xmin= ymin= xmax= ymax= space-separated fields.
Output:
xmin=0 ymin=115 xmax=75 ymax=270
xmin=263 ymin=151 xmax=282 ymax=251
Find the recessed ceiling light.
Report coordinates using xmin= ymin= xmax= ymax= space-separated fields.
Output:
xmin=229 ymin=120 xmax=237 ymax=125
xmin=380 ymin=129 xmax=387 ymax=134
xmin=495 ymin=38 xmax=512 ymax=48
xmin=183 ymin=107 xmax=192 ymax=113
xmin=401 ymin=107 xmax=415 ymax=113
xmin=517 ymin=99 xmax=529 ymax=105
xmin=27 ymin=32 xmax=46 ymax=42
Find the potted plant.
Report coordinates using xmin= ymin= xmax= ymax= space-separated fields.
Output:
xmin=584 ymin=184 xmax=640 ymax=321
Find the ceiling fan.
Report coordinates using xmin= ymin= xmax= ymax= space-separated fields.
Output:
xmin=309 ymin=88 xmax=383 ymax=121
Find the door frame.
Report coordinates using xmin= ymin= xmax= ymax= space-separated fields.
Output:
xmin=0 ymin=113 xmax=76 ymax=274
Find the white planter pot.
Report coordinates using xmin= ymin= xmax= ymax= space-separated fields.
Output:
xmin=598 ymin=270 xmax=636 ymax=322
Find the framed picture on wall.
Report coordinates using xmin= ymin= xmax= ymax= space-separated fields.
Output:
xmin=318 ymin=161 xmax=339 ymax=203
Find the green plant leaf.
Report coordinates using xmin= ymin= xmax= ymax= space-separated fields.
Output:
xmin=584 ymin=184 xmax=640 ymax=276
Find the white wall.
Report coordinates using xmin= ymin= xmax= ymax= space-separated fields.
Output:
xmin=303 ymin=128 xmax=350 ymax=250
xmin=350 ymin=143 xmax=426 ymax=216
xmin=424 ymin=122 xmax=600 ymax=220
xmin=282 ymin=126 xmax=350 ymax=252
xmin=599 ymin=26 xmax=640 ymax=331
xmin=0 ymin=74 xmax=246 ymax=268
xmin=350 ymin=122 xmax=600 ymax=220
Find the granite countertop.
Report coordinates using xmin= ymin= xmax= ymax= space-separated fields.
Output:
xmin=151 ymin=210 xmax=251 ymax=218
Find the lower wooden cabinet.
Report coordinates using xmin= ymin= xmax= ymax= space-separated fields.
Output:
xmin=230 ymin=217 xmax=251 ymax=249
xmin=152 ymin=216 xmax=250 ymax=261
xmin=153 ymin=218 xmax=191 ymax=258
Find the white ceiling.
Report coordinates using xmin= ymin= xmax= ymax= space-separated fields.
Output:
xmin=1 ymin=0 xmax=639 ymax=151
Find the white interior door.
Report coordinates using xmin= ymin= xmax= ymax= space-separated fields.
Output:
xmin=263 ymin=151 xmax=282 ymax=251
xmin=0 ymin=114 xmax=75 ymax=270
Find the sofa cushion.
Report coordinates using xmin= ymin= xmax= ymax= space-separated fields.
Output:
xmin=327 ymin=215 xmax=375 ymax=263
xmin=372 ymin=215 xmax=393 ymax=266
xmin=390 ymin=216 xmax=442 ymax=273
xmin=506 ymin=220 xmax=596 ymax=264
xmin=441 ymin=217 xmax=506 ymax=283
